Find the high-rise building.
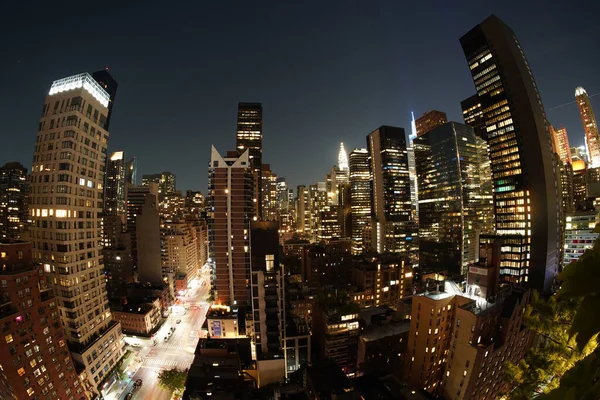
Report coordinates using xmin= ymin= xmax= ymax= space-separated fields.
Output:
xmin=141 ymin=172 xmax=176 ymax=200
xmin=460 ymin=15 xmax=561 ymax=292
xmin=104 ymin=151 xmax=127 ymax=216
xmin=163 ymin=220 xmax=200 ymax=288
xmin=136 ymin=191 xmax=162 ymax=286
xmin=571 ymin=145 xmax=589 ymax=163
xmin=261 ymin=164 xmax=278 ymax=221
xmin=208 ymin=147 xmax=253 ymax=307
xmin=408 ymin=113 xmax=419 ymax=225
xmin=572 ymin=160 xmax=589 ymax=211
xmin=563 ymin=211 xmax=598 ymax=267
xmin=550 ymin=126 xmax=572 ymax=164
xmin=575 ymin=87 xmax=600 ymax=167
xmin=415 ymin=122 xmax=494 ymax=276
xmin=126 ymin=184 xmax=159 ymax=277
xmin=367 ymin=126 xmax=417 ymax=258
xmin=249 ymin=221 xmax=284 ymax=359
xmin=349 ymin=148 xmax=371 ymax=255
xmin=461 ymin=95 xmax=486 ymax=138
xmin=125 ymin=156 xmax=137 ymax=186
xmin=0 ymin=162 xmax=28 ymax=240
xmin=295 ymin=185 xmax=309 ymax=235
xmin=415 ymin=110 xmax=448 ymax=137
xmin=0 ymin=241 xmax=84 ymax=400
xmin=92 ymin=68 xmax=118 ymax=130
xmin=236 ymin=102 xmax=263 ymax=219
xmin=29 ymin=72 xmax=124 ymax=393
xmin=338 ymin=142 xmax=349 ymax=171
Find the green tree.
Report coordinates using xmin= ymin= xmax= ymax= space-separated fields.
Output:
xmin=157 ymin=368 xmax=187 ymax=395
xmin=505 ymin=235 xmax=600 ymax=399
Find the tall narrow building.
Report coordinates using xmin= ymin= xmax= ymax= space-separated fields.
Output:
xmin=349 ymin=148 xmax=371 ymax=254
xmin=550 ymin=126 xmax=572 ymax=164
xmin=236 ymin=102 xmax=263 ymax=219
xmin=208 ymin=147 xmax=253 ymax=307
xmin=126 ymin=156 xmax=137 ymax=185
xmin=407 ymin=112 xmax=419 ymax=224
xmin=29 ymin=72 xmax=124 ymax=394
xmin=414 ymin=122 xmax=493 ymax=276
xmin=0 ymin=162 xmax=29 ymax=240
xmin=104 ymin=150 xmax=127 ymax=216
xmin=141 ymin=172 xmax=176 ymax=200
xmin=367 ymin=126 xmax=417 ymax=259
xmin=575 ymin=87 xmax=600 ymax=168
xmin=92 ymin=69 xmax=118 ymax=130
xmin=461 ymin=95 xmax=486 ymax=138
xmin=460 ymin=15 xmax=561 ymax=292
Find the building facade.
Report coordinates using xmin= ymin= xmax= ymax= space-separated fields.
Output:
xmin=460 ymin=15 xmax=561 ymax=292
xmin=367 ymin=126 xmax=417 ymax=259
xmin=415 ymin=110 xmax=448 ymax=137
xmin=415 ymin=122 xmax=493 ymax=276
xmin=0 ymin=241 xmax=84 ymax=400
xmin=29 ymin=72 xmax=124 ymax=393
xmin=141 ymin=172 xmax=176 ymax=200
xmin=349 ymin=149 xmax=371 ymax=255
xmin=550 ymin=125 xmax=572 ymax=164
xmin=0 ymin=162 xmax=29 ymax=240
xmin=104 ymin=151 xmax=127 ymax=216
xmin=576 ymin=87 xmax=600 ymax=168
xmin=208 ymin=147 xmax=253 ymax=307
xmin=236 ymin=102 xmax=263 ymax=219
xmin=563 ymin=211 xmax=598 ymax=267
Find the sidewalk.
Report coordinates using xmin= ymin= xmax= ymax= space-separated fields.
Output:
xmin=101 ymin=348 xmax=143 ymax=400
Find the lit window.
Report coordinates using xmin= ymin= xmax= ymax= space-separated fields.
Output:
xmin=5 ymin=334 xmax=13 ymax=344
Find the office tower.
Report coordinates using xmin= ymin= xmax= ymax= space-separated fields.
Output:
xmin=125 ymin=156 xmax=137 ymax=185
xmin=185 ymin=189 xmax=205 ymax=218
xmin=208 ymin=147 xmax=253 ymax=307
xmin=575 ymin=87 xmax=600 ymax=167
xmin=571 ymin=160 xmax=588 ymax=210
xmin=236 ymin=102 xmax=263 ymax=219
xmin=261 ymin=164 xmax=278 ymax=221
xmin=0 ymin=241 xmax=83 ymax=400
xmin=338 ymin=142 xmax=349 ymax=171
xmin=460 ymin=15 xmax=561 ymax=292
xmin=349 ymin=149 xmax=371 ymax=254
xmin=295 ymin=185 xmax=308 ymax=234
xmin=0 ymin=162 xmax=28 ymax=240
xmin=29 ymin=72 xmax=123 ymax=392
xmin=563 ymin=211 xmax=598 ymax=267
xmin=126 ymin=184 xmax=159 ymax=279
xmin=461 ymin=95 xmax=486 ymax=138
xmin=250 ymin=221 xmax=284 ymax=360
xmin=141 ymin=171 xmax=176 ymax=200
xmin=415 ymin=122 xmax=494 ymax=276
xmin=276 ymin=178 xmax=294 ymax=233
xmin=560 ymin=162 xmax=575 ymax=214
xmin=103 ymin=215 xmax=133 ymax=302
xmin=92 ymin=69 xmax=118 ymax=130
xmin=403 ymin=282 xmax=532 ymax=398
xmin=407 ymin=112 xmax=419 ymax=224
xmin=104 ymin=151 xmax=127 ymax=216
xmin=415 ymin=110 xmax=448 ymax=137
xmin=550 ymin=126 xmax=572 ymax=164
xmin=367 ymin=126 xmax=417 ymax=258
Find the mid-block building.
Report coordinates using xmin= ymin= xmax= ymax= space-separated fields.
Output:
xmin=0 ymin=162 xmax=29 ymax=240
xmin=0 ymin=241 xmax=84 ymax=400
xmin=563 ymin=211 xmax=598 ymax=267
xmin=29 ymin=72 xmax=124 ymax=393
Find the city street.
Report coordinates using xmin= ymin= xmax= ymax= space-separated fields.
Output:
xmin=105 ymin=271 xmax=211 ymax=400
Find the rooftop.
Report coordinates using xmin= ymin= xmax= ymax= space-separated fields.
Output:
xmin=360 ymin=321 xmax=411 ymax=343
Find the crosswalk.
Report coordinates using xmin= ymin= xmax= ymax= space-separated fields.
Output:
xmin=158 ymin=343 xmax=196 ymax=352
xmin=143 ymin=358 xmax=191 ymax=369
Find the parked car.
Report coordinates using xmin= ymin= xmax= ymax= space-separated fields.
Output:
xmin=134 ymin=379 xmax=143 ymax=388
xmin=125 ymin=393 xmax=134 ymax=399
xmin=176 ymin=319 xmax=181 ymax=324
xmin=164 ymin=336 xmax=169 ymax=342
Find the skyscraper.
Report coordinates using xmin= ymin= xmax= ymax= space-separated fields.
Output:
xmin=461 ymin=15 xmax=561 ymax=292
xmin=236 ymin=102 xmax=263 ymax=219
xmin=29 ymin=72 xmax=124 ymax=393
xmin=415 ymin=110 xmax=448 ymax=137
xmin=261 ymin=164 xmax=278 ymax=221
xmin=0 ymin=162 xmax=28 ymax=240
xmin=104 ymin=150 xmax=127 ymax=216
xmin=550 ymin=125 xmax=572 ymax=164
xmin=349 ymin=148 xmax=371 ymax=255
xmin=367 ymin=126 xmax=416 ymax=258
xmin=575 ymin=87 xmax=600 ymax=168
xmin=338 ymin=142 xmax=349 ymax=171
xmin=407 ymin=112 xmax=419 ymax=224
xmin=125 ymin=156 xmax=137 ymax=185
xmin=92 ymin=69 xmax=118 ymax=130
xmin=414 ymin=122 xmax=493 ymax=276
xmin=208 ymin=146 xmax=253 ymax=307
xmin=461 ymin=95 xmax=486 ymax=138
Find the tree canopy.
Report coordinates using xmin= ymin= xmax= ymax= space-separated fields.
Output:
xmin=505 ymin=235 xmax=600 ymax=399
xmin=157 ymin=368 xmax=187 ymax=394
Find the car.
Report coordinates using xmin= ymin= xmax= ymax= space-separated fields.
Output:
xmin=176 ymin=319 xmax=181 ymax=324
xmin=164 ymin=336 xmax=169 ymax=342
xmin=134 ymin=379 xmax=143 ymax=387
xmin=131 ymin=343 xmax=141 ymax=348
xmin=125 ymin=393 xmax=134 ymax=400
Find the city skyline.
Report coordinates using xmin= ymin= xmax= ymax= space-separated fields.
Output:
xmin=2 ymin=2 xmax=600 ymax=192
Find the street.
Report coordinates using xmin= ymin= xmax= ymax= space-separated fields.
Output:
xmin=105 ymin=271 xmax=211 ymax=400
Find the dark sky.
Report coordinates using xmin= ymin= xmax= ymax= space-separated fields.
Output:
xmin=2 ymin=1 xmax=599 ymax=192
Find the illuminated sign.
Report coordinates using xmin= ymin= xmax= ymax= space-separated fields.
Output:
xmin=469 ymin=266 xmax=488 ymax=276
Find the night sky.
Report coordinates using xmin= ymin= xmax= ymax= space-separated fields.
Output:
xmin=2 ymin=1 xmax=599 ymax=192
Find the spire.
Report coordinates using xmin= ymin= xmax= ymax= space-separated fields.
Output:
xmin=338 ymin=142 xmax=349 ymax=171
